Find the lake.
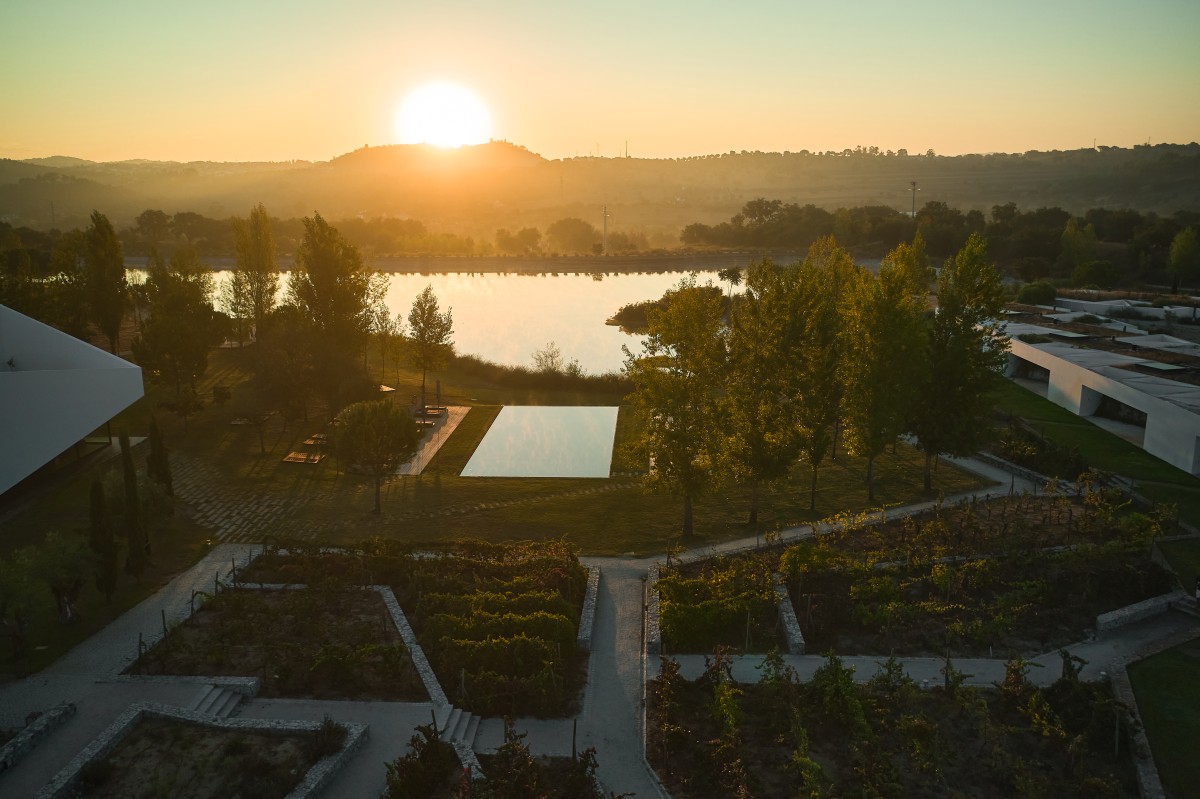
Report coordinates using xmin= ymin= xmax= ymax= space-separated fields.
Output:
xmin=208 ymin=269 xmax=721 ymax=375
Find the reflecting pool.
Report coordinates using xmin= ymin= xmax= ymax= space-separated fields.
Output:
xmin=461 ymin=406 xmax=619 ymax=478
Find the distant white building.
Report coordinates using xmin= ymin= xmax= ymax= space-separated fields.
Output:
xmin=0 ymin=305 xmax=144 ymax=495
xmin=1006 ymin=321 xmax=1200 ymax=475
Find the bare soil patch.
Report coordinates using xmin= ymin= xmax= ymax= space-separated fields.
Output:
xmin=127 ymin=587 xmax=426 ymax=700
xmin=74 ymin=717 xmax=320 ymax=799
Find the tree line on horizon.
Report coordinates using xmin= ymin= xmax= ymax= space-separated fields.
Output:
xmin=5 ymin=140 xmax=1197 ymax=234
xmin=683 ymin=198 xmax=1200 ymax=293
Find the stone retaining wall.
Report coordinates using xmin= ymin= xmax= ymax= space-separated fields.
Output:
xmin=1095 ymin=591 xmax=1185 ymax=635
xmin=645 ymin=563 xmax=662 ymax=657
xmin=0 ymin=702 xmax=76 ymax=777
xmin=577 ymin=566 xmax=601 ymax=652
xmin=376 ymin=585 xmax=448 ymax=706
xmin=773 ymin=575 xmax=805 ymax=655
xmin=36 ymin=701 xmax=368 ymax=799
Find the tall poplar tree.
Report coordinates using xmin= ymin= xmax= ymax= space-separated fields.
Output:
xmin=83 ymin=210 xmax=127 ymax=354
xmin=286 ymin=213 xmax=380 ymax=413
xmin=909 ymin=233 xmax=1009 ymax=490
xmin=624 ymin=277 xmax=726 ymax=539
xmin=230 ymin=203 xmax=280 ymax=338
xmin=89 ymin=479 xmax=119 ymax=603
xmin=723 ymin=260 xmax=800 ymax=525
xmin=839 ymin=246 xmax=927 ymax=502
xmin=407 ymin=285 xmax=454 ymax=399
xmin=793 ymin=238 xmax=855 ymax=510
xmin=119 ymin=430 xmax=148 ymax=580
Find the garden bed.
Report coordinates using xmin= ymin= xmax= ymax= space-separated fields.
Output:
xmin=240 ymin=539 xmax=589 ymax=717
xmin=64 ymin=715 xmax=346 ymax=799
xmin=77 ymin=718 xmax=313 ymax=798
xmin=781 ymin=491 xmax=1175 ymax=657
xmin=126 ymin=585 xmax=426 ymax=701
xmin=648 ymin=653 xmax=1139 ymax=799
xmin=657 ymin=553 xmax=784 ymax=654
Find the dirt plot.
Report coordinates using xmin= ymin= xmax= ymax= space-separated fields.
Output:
xmin=73 ymin=717 xmax=321 ymax=799
xmin=127 ymin=587 xmax=427 ymax=701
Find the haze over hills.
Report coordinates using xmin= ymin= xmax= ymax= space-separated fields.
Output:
xmin=2 ymin=141 xmax=1198 ymax=244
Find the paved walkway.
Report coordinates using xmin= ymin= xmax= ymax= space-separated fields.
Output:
xmin=2 ymin=453 xmax=1196 ymax=798
xmin=396 ymin=406 xmax=470 ymax=475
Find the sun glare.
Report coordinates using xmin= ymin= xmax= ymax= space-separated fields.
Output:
xmin=396 ymin=83 xmax=492 ymax=148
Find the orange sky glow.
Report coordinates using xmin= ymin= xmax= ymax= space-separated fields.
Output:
xmin=2 ymin=0 xmax=1198 ymax=163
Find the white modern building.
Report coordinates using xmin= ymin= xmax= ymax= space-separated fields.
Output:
xmin=1006 ymin=321 xmax=1200 ymax=475
xmin=0 ymin=305 xmax=144 ymax=495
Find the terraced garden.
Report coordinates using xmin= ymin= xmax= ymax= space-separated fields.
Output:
xmin=240 ymin=539 xmax=590 ymax=716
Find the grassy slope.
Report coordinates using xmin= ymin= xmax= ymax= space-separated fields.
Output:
xmin=993 ymin=380 xmax=1200 ymax=525
xmin=1127 ymin=638 xmax=1200 ymax=799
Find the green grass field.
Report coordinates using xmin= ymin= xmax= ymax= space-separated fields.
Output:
xmin=993 ymin=380 xmax=1200 ymax=525
xmin=1127 ymin=638 xmax=1200 ymax=799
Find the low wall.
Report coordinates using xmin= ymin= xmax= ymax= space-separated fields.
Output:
xmin=645 ymin=563 xmax=662 ymax=657
xmin=0 ymin=703 xmax=76 ymax=777
xmin=773 ymin=576 xmax=805 ymax=655
xmin=1095 ymin=591 xmax=1185 ymax=635
xmin=577 ymin=566 xmax=602 ymax=652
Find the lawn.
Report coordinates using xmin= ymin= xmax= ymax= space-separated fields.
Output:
xmin=993 ymin=379 xmax=1200 ymax=524
xmin=1158 ymin=538 xmax=1200 ymax=587
xmin=1127 ymin=637 xmax=1200 ymax=799
xmin=102 ymin=348 xmax=988 ymax=556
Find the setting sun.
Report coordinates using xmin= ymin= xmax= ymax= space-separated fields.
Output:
xmin=395 ymin=83 xmax=492 ymax=148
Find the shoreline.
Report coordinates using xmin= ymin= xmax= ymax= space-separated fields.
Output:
xmin=125 ymin=251 xmax=809 ymax=274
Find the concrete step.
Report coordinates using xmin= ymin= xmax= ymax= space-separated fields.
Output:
xmin=212 ymin=690 xmax=242 ymax=718
xmin=189 ymin=684 xmax=218 ymax=714
xmin=1170 ymin=597 xmax=1200 ymax=620
xmin=462 ymin=715 xmax=481 ymax=750
xmin=449 ymin=710 xmax=473 ymax=742
xmin=190 ymin=686 xmax=242 ymax=718
xmin=441 ymin=707 xmax=463 ymax=740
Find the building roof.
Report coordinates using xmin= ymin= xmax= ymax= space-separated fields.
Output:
xmin=0 ymin=305 xmax=144 ymax=495
xmin=1006 ymin=321 xmax=1200 ymax=416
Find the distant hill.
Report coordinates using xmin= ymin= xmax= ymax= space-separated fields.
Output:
xmin=20 ymin=156 xmax=97 ymax=168
xmin=2 ymin=141 xmax=1197 ymax=239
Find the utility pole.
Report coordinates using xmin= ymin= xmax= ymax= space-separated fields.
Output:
xmin=909 ymin=181 xmax=920 ymax=218
xmin=602 ymin=206 xmax=609 ymax=255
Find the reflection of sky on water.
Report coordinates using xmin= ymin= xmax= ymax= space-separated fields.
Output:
xmin=204 ymin=269 xmax=718 ymax=375
xmin=381 ymin=272 xmax=717 ymax=375
xmin=461 ymin=406 xmax=618 ymax=478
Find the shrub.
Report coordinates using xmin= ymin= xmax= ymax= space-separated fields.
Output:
xmin=1017 ymin=280 xmax=1056 ymax=305
xmin=304 ymin=715 xmax=348 ymax=761
xmin=384 ymin=722 xmax=460 ymax=799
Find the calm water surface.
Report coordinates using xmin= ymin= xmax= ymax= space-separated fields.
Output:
xmin=461 ymin=406 xmax=619 ymax=477
xmin=209 ymin=269 xmax=719 ymax=375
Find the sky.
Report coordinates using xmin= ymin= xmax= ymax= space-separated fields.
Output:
xmin=2 ymin=0 xmax=1198 ymax=163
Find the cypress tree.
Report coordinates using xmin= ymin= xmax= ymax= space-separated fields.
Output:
xmin=89 ymin=480 xmax=119 ymax=602
xmin=146 ymin=415 xmax=173 ymax=496
xmin=119 ymin=430 xmax=148 ymax=580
